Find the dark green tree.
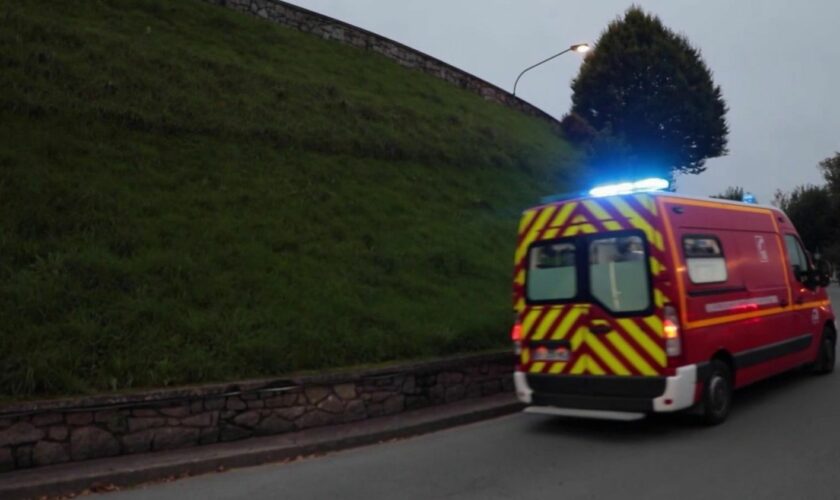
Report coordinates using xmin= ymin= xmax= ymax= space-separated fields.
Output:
xmin=711 ymin=186 xmax=744 ymax=201
xmin=819 ymin=152 xmax=840 ymax=195
xmin=569 ymin=7 xmax=729 ymax=179
xmin=774 ymin=185 xmax=837 ymax=257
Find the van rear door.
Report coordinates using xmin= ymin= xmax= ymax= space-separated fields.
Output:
xmin=515 ymin=195 xmax=669 ymax=379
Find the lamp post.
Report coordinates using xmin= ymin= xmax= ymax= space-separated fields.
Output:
xmin=512 ymin=43 xmax=590 ymax=97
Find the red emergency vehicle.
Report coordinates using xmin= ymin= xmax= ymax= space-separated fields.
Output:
xmin=511 ymin=183 xmax=835 ymax=424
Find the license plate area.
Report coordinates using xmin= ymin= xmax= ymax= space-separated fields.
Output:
xmin=531 ymin=341 xmax=571 ymax=362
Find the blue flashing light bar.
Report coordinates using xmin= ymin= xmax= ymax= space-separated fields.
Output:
xmin=588 ymin=177 xmax=670 ymax=198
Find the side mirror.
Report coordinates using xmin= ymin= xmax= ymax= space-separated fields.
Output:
xmin=793 ymin=265 xmax=806 ymax=283
xmin=814 ymin=259 xmax=832 ymax=288
xmin=802 ymin=270 xmax=820 ymax=290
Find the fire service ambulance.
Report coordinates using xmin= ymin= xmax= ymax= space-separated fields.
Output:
xmin=511 ymin=179 xmax=835 ymax=424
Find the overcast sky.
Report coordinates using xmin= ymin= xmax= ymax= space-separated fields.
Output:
xmin=286 ymin=0 xmax=839 ymax=203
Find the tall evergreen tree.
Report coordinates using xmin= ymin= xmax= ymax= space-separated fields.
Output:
xmin=570 ymin=7 xmax=728 ymax=179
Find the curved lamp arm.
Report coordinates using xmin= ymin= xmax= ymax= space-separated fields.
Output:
xmin=512 ymin=43 xmax=590 ymax=97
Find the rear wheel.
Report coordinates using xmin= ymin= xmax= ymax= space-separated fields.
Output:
xmin=811 ymin=328 xmax=835 ymax=375
xmin=700 ymin=360 xmax=732 ymax=426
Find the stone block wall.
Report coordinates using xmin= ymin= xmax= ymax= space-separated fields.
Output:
xmin=0 ymin=352 xmax=514 ymax=472
xmin=206 ymin=0 xmax=563 ymax=130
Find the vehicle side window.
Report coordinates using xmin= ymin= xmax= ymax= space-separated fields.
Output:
xmin=784 ymin=235 xmax=810 ymax=279
xmin=683 ymin=235 xmax=727 ymax=284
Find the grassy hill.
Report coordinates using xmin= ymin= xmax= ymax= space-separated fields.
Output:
xmin=0 ymin=0 xmax=579 ymax=398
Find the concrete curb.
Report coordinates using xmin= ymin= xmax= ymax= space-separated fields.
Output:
xmin=0 ymin=394 xmax=522 ymax=499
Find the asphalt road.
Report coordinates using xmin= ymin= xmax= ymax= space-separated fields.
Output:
xmin=109 ymin=286 xmax=840 ymax=500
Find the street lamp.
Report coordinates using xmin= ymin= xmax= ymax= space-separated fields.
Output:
xmin=512 ymin=43 xmax=591 ymax=96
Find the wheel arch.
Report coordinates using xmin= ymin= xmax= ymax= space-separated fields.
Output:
xmin=823 ymin=321 xmax=836 ymax=340
xmin=710 ymin=349 xmax=736 ymax=384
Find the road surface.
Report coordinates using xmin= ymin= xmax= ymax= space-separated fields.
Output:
xmin=108 ymin=287 xmax=840 ymax=500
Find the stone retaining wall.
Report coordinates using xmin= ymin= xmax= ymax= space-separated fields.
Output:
xmin=0 ymin=352 xmax=514 ymax=472
xmin=206 ymin=0 xmax=563 ymax=130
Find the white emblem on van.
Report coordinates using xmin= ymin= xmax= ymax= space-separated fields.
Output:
xmin=705 ymin=295 xmax=778 ymax=313
xmin=812 ymin=308 xmax=820 ymax=325
xmin=754 ymin=235 xmax=769 ymax=263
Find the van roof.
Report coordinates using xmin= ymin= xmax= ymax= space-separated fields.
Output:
xmin=531 ymin=191 xmax=785 ymax=216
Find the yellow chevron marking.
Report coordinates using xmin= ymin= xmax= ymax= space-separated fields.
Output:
xmin=549 ymin=202 xmax=577 ymax=228
xmin=582 ymin=200 xmax=613 ymax=221
xmin=605 ymin=331 xmax=657 ymax=375
xmin=550 ymin=307 xmax=585 ymax=340
xmin=654 ymin=289 xmax=668 ymax=308
xmin=515 ymin=206 xmax=558 ymax=263
xmin=562 ymin=225 xmax=581 ymax=236
xmin=532 ymin=307 xmax=562 ymax=341
xmin=588 ymin=356 xmax=606 ymax=375
xmin=642 ymin=316 xmax=663 ymax=336
xmin=571 ymin=214 xmax=588 ymax=224
xmin=649 ymin=257 xmax=667 ymax=276
xmin=654 ymin=230 xmax=665 ymax=250
xmin=542 ymin=227 xmax=560 ymax=240
xmin=522 ymin=309 xmax=542 ymax=337
xmin=564 ymin=223 xmax=598 ymax=235
xmin=515 ymin=297 xmax=525 ymax=312
xmin=586 ymin=334 xmax=631 ymax=375
xmin=649 ymin=257 xmax=660 ymax=276
xmin=518 ymin=209 xmax=538 ymax=235
xmin=521 ymin=348 xmax=530 ymax=365
xmin=582 ymin=200 xmax=626 ymax=233
xmin=514 ymin=269 xmax=525 ymax=286
xmin=570 ymin=325 xmax=587 ymax=350
xmin=570 ymin=355 xmax=587 ymax=374
xmin=530 ymin=362 xmax=546 ymax=373
xmin=634 ymin=194 xmax=658 ymax=216
xmin=607 ymin=197 xmax=665 ymax=251
xmin=549 ymin=362 xmax=567 ymax=374
xmin=620 ymin=318 xmax=667 ymax=367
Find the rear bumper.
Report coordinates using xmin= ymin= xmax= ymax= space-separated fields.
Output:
xmin=514 ymin=365 xmax=698 ymax=416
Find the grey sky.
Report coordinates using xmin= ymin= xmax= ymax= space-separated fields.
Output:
xmin=286 ymin=0 xmax=839 ymax=202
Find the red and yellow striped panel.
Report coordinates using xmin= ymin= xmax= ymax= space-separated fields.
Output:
xmin=513 ymin=193 xmax=675 ymax=377
xmin=520 ymin=307 xmax=668 ymax=376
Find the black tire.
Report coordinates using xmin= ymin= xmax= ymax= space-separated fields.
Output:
xmin=700 ymin=359 xmax=733 ymax=426
xmin=811 ymin=329 xmax=836 ymax=375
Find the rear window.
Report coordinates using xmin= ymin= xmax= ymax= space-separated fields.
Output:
xmin=524 ymin=231 xmax=652 ymax=314
xmin=588 ymin=235 xmax=650 ymax=313
xmin=683 ymin=235 xmax=727 ymax=284
xmin=526 ymin=241 xmax=576 ymax=301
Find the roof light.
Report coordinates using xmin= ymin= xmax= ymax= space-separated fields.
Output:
xmin=589 ymin=177 xmax=670 ymax=197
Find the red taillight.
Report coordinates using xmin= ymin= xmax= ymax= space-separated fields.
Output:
xmin=663 ymin=305 xmax=682 ymax=357
xmin=511 ymin=321 xmax=522 ymax=355
xmin=511 ymin=322 xmax=522 ymax=342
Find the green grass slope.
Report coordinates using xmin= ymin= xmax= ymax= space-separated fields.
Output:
xmin=0 ymin=0 xmax=578 ymax=398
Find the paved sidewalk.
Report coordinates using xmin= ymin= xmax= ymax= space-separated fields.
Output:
xmin=0 ymin=394 xmax=520 ymax=499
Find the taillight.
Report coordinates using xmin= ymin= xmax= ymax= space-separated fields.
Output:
xmin=511 ymin=320 xmax=522 ymax=355
xmin=663 ymin=305 xmax=682 ymax=357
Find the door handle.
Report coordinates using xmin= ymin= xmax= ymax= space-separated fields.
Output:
xmin=590 ymin=324 xmax=612 ymax=334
